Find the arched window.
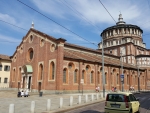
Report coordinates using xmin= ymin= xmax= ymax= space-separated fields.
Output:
xmin=127 ymin=75 xmax=129 ymax=85
xmin=98 ymin=71 xmax=100 ymax=84
xmin=105 ymin=72 xmax=107 ymax=84
xmin=18 ymin=68 xmax=21 ymax=81
xmin=38 ymin=64 xmax=43 ymax=80
xmin=143 ymin=76 xmax=144 ymax=85
xmin=82 ymin=70 xmax=86 ymax=84
xmin=63 ymin=68 xmax=68 ymax=84
xmin=117 ymin=74 xmax=119 ymax=84
xmin=74 ymin=69 xmax=78 ymax=83
xmin=90 ymin=71 xmax=94 ymax=83
xmin=49 ymin=62 xmax=55 ymax=80
xmin=13 ymin=69 xmax=15 ymax=81
xmin=135 ymin=76 xmax=137 ymax=85
xmin=27 ymin=48 xmax=34 ymax=62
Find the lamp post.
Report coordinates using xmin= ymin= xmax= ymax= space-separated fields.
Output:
xmin=120 ymin=51 xmax=124 ymax=92
xmin=137 ymin=62 xmax=140 ymax=92
xmin=101 ymin=36 xmax=105 ymax=98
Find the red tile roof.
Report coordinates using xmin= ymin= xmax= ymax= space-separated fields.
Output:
xmin=0 ymin=54 xmax=11 ymax=60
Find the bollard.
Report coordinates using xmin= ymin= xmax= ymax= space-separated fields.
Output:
xmin=85 ymin=95 xmax=88 ymax=103
xmin=9 ymin=104 xmax=15 ymax=113
xmin=96 ymin=93 xmax=99 ymax=100
xmin=91 ymin=94 xmax=94 ymax=101
xmin=47 ymin=99 xmax=51 ymax=111
xmin=78 ymin=95 xmax=81 ymax=104
xmin=70 ymin=96 xmax=73 ymax=106
xmin=31 ymin=101 xmax=35 ymax=113
xmin=60 ymin=97 xmax=63 ymax=108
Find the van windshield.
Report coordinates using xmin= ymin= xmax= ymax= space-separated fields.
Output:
xmin=107 ymin=94 xmax=129 ymax=102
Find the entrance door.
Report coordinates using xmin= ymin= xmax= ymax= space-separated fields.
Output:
xmin=38 ymin=82 xmax=41 ymax=92
xmin=28 ymin=76 xmax=31 ymax=90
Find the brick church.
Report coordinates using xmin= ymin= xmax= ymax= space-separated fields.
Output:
xmin=10 ymin=14 xmax=150 ymax=93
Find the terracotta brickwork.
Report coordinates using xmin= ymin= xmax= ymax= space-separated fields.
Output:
xmin=9 ymin=28 xmax=148 ymax=93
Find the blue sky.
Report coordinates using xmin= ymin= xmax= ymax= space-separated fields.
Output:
xmin=0 ymin=0 xmax=150 ymax=56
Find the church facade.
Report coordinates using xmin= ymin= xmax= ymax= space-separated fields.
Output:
xmin=10 ymin=15 xmax=150 ymax=93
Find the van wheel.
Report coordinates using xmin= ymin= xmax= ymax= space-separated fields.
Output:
xmin=137 ymin=106 xmax=140 ymax=113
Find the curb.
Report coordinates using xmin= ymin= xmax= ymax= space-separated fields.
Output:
xmin=42 ymin=98 xmax=105 ymax=113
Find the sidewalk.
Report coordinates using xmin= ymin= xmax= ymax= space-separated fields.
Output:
xmin=0 ymin=90 xmax=104 ymax=113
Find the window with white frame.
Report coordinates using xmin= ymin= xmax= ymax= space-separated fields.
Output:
xmin=0 ymin=65 xmax=2 ymax=71
xmin=4 ymin=65 xmax=10 ymax=71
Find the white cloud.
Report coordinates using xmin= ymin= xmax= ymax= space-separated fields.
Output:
xmin=0 ymin=34 xmax=21 ymax=43
xmin=0 ymin=13 xmax=16 ymax=24
xmin=32 ymin=0 xmax=68 ymax=19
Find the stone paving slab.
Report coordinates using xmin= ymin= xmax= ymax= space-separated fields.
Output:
xmin=0 ymin=90 xmax=103 ymax=113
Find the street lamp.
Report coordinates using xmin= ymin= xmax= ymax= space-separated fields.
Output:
xmin=120 ymin=51 xmax=124 ymax=92
xmin=101 ymin=36 xmax=105 ymax=98
xmin=137 ymin=61 xmax=140 ymax=92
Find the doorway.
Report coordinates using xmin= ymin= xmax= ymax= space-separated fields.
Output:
xmin=22 ymin=76 xmax=25 ymax=89
xmin=38 ymin=82 xmax=41 ymax=92
xmin=28 ymin=76 xmax=31 ymax=90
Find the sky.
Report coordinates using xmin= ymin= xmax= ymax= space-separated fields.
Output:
xmin=0 ymin=0 xmax=150 ymax=56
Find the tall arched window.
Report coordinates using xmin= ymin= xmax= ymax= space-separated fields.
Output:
xmin=63 ymin=68 xmax=68 ymax=84
xmin=98 ymin=71 xmax=100 ymax=84
xmin=143 ymin=76 xmax=144 ymax=85
xmin=117 ymin=74 xmax=119 ymax=84
xmin=135 ymin=76 xmax=137 ymax=85
xmin=13 ymin=69 xmax=15 ymax=81
xmin=127 ymin=75 xmax=129 ymax=85
xmin=82 ymin=70 xmax=86 ymax=84
xmin=91 ymin=71 xmax=94 ymax=83
xmin=49 ymin=62 xmax=55 ymax=80
xmin=74 ymin=69 xmax=78 ymax=83
xmin=105 ymin=72 xmax=107 ymax=84
xmin=18 ymin=68 xmax=21 ymax=81
xmin=38 ymin=64 xmax=43 ymax=80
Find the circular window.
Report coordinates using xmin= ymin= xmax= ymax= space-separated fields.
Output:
xmin=27 ymin=48 xmax=34 ymax=62
xmin=40 ymin=39 xmax=45 ymax=47
xmin=29 ymin=35 xmax=33 ymax=43
xmin=50 ymin=44 xmax=55 ymax=52
xmin=20 ymin=46 xmax=23 ymax=53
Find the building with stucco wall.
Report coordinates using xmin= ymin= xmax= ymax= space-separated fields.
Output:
xmin=0 ymin=54 xmax=11 ymax=88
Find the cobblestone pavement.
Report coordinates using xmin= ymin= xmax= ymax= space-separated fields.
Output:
xmin=0 ymin=90 xmax=103 ymax=113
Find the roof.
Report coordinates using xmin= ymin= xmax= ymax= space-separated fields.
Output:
xmin=107 ymin=92 xmax=132 ymax=96
xmin=101 ymin=24 xmax=143 ymax=36
xmin=64 ymin=49 xmax=144 ymax=71
xmin=0 ymin=54 xmax=11 ymax=61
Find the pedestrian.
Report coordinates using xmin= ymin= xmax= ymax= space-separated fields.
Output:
xmin=21 ymin=90 xmax=24 ymax=97
xmin=97 ymin=86 xmax=100 ymax=92
xmin=132 ymin=86 xmax=135 ymax=91
xmin=114 ymin=87 xmax=117 ymax=92
xmin=95 ymin=86 xmax=98 ymax=92
xmin=112 ymin=87 xmax=114 ymax=92
xmin=25 ymin=89 xmax=29 ymax=97
xmin=17 ymin=90 xmax=21 ymax=97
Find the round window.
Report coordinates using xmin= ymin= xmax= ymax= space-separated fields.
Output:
xmin=40 ymin=39 xmax=44 ymax=47
xmin=50 ymin=44 xmax=55 ymax=52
